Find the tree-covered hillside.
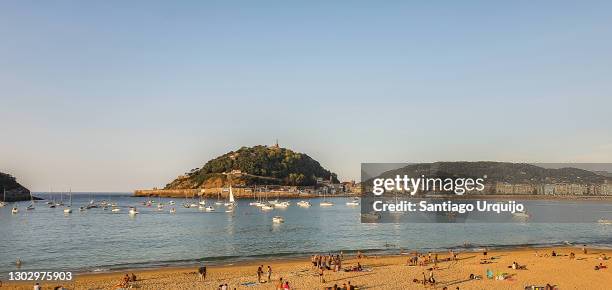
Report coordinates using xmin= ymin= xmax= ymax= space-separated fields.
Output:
xmin=165 ymin=145 xmax=338 ymax=189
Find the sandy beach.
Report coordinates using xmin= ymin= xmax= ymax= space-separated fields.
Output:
xmin=3 ymin=247 xmax=611 ymax=290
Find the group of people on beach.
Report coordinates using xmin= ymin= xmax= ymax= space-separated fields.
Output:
xmin=311 ymin=253 xmax=344 ymax=272
xmin=256 ymin=265 xmax=272 ymax=282
xmin=407 ymin=250 xmax=458 ymax=267
xmin=324 ymin=281 xmax=356 ymax=290
xmin=114 ymin=273 xmax=137 ymax=289
xmin=311 ymin=252 xmax=364 ymax=289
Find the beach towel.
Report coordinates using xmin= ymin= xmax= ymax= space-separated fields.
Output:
xmin=240 ymin=282 xmax=258 ymax=287
xmin=486 ymin=269 xmax=494 ymax=279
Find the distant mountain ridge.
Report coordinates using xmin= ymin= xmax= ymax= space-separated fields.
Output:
xmin=377 ymin=162 xmax=612 ymax=184
xmin=0 ymin=172 xmax=32 ymax=202
xmin=165 ymin=145 xmax=338 ymax=189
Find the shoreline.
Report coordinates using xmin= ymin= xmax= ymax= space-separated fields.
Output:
xmin=6 ymin=241 xmax=609 ymax=279
xmin=4 ymin=246 xmax=611 ymax=289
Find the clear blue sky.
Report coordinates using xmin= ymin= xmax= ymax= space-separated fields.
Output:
xmin=1 ymin=1 xmax=611 ymax=191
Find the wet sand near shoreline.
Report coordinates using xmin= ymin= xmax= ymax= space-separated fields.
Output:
xmin=3 ymin=247 xmax=611 ymax=290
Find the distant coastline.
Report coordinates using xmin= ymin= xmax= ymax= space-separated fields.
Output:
xmin=133 ymin=188 xmax=360 ymax=199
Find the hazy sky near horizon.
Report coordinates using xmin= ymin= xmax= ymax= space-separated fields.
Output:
xmin=1 ymin=1 xmax=611 ymax=191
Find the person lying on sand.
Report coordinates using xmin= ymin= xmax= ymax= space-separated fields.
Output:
xmin=594 ymin=263 xmax=608 ymax=270
xmin=510 ymin=261 xmax=527 ymax=270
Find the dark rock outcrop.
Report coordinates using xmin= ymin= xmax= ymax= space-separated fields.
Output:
xmin=0 ymin=172 xmax=33 ymax=202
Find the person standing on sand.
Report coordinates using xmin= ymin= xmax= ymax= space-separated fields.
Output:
xmin=257 ymin=265 xmax=263 ymax=282
xmin=267 ymin=265 xmax=272 ymax=282
xmin=33 ymin=283 xmax=41 ymax=290
xmin=198 ymin=264 xmax=207 ymax=281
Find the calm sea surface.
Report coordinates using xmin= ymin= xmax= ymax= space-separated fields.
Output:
xmin=1 ymin=193 xmax=611 ymax=278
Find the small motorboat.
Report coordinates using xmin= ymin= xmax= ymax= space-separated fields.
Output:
xmin=205 ymin=206 xmax=215 ymax=212
xmin=168 ymin=201 xmax=175 ymax=205
xmin=63 ymin=207 xmax=72 ymax=214
xmin=128 ymin=207 xmax=139 ymax=215
xmin=111 ymin=207 xmax=121 ymax=213
xmin=512 ymin=211 xmax=530 ymax=219
xmin=261 ymin=204 xmax=274 ymax=211
xmin=297 ymin=201 xmax=311 ymax=208
xmin=11 ymin=207 xmax=19 ymax=214
xmin=49 ymin=204 xmax=56 ymax=208
xmin=320 ymin=201 xmax=334 ymax=207
xmin=26 ymin=204 xmax=35 ymax=210
xmin=189 ymin=203 xmax=199 ymax=208
xmin=274 ymin=201 xmax=290 ymax=208
xmin=597 ymin=219 xmax=612 ymax=225
xmin=79 ymin=206 xmax=86 ymax=212
xmin=272 ymin=216 xmax=285 ymax=223
xmin=346 ymin=198 xmax=360 ymax=206
xmin=170 ymin=207 xmax=176 ymax=214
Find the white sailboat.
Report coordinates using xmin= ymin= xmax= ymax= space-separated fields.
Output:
xmin=0 ymin=188 xmax=7 ymax=207
xmin=157 ymin=196 xmax=164 ymax=210
xmin=272 ymin=216 xmax=285 ymax=223
xmin=215 ymin=191 xmax=224 ymax=205
xmin=320 ymin=190 xmax=334 ymax=207
xmin=63 ymin=189 xmax=73 ymax=214
xmin=224 ymin=185 xmax=236 ymax=206
xmin=26 ymin=191 xmax=35 ymax=210
xmin=56 ymin=191 xmax=64 ymax=207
